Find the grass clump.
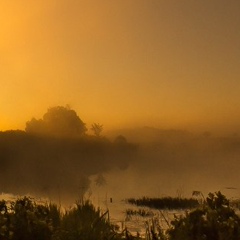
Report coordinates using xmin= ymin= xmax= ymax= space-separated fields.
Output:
xmin=55 ymin=200 xmax=118 ymax=240
xmin=127 ymin=197 xmax=199 ymax=210
xmin=125 ymin=208 xmax=154 ymax=218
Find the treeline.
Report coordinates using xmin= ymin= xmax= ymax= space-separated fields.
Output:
xmin=0 ymin=106 xmax=137 ymax=202
xmin=0 ymin=130 xmax=136 ymax=201
xmin=127 ymin=197 xmax=199 ymax=210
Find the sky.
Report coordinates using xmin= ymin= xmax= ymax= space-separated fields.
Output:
xmin=1 ymin=0 xmax=240 ymax=133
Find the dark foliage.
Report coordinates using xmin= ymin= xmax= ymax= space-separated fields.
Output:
xmin=0 ymin=197 xmax=56 ymax=240
xmin=0 ymin=130 xmax=137 ymax=202
xmin=125 ymin=208 xmax=154 ymax=217
xmin=25 ymin=106 xmax=87 ymax=137
xmin=127 ymin=197 xmax=199 ymax=210
xmin=0 ymin=197 xmax=123 ymax=240
xmin=167 ymin=191 xmax=240 ymax=240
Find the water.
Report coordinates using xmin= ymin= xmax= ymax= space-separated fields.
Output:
xmin=91 ymin=193 xmax=186 ymax=237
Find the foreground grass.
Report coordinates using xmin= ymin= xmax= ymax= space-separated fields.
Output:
xmin=1 ymin=192 xmax=240 ymax=240
xmin=0 ymin=197 xmax=124 ymax=240
xmin=167 ymin=191 xmax=240 ymax=240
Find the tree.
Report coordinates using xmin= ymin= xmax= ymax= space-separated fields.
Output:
xmin=91 ymin=123 xmax=103 ymax=137
xmin=25 ymin=106 xmax=87 ymax=138
xmin=25 ymin=118 xmax=45 ymax=135
xmin=114 ymin=135 xmax=127 ymax=145
xmin=94 ymin=174 xmax=107 ymax=187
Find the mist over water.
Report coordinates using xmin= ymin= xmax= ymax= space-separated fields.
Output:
xmin=0 ymin=130 xmax=136 ymax=204
xmin=1 ymin=107 xmax=240 ymax=206
xmin=104 ymin=127 xmax=240 ymax=200
xmin=0 ymin=107 xmax=137 ymax=204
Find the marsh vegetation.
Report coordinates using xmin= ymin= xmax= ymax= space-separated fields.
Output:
xmin=127 ymin=197 xmax=199 ymax=210
xmin=1 ymin=192 xmax=240 ymax=240
xmin=1 ymin=106 xmax=240 ymax=239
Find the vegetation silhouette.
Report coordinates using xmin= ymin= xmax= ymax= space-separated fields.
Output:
xmin=0 ymin=106 xmax=137 ymax=202
xmin=0 ymin=192 xmax=240 ymax=239
xmin=26 ymin=106 xmax=87 ymax=137
xmin=0 ymin=197 xmax=122 ymax=240
xmin=167 ymin=191 xmax=240 ymax=240
xmin=91 ymin=123 xmax=103 ymax=137
xmin=127 ymin=197 xmax=199 ymax=210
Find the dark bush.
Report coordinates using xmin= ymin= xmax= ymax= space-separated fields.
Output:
xmin=167 ymin=191 xmax=240 ymax=240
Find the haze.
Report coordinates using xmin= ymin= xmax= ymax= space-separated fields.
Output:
xmin=1 ymin=1 xmax=240 ymax=206
xmin=1 ymin=1 xmax=240 ymax=133
xmin=1 ymin=106 xmax=240 ymax=204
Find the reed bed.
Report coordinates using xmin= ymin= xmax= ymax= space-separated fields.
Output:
xmin=127 ymin=197 xmax=199 ymax=210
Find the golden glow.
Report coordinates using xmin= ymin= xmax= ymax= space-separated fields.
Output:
xmin=1 ymin=1 xmax=240 ymax=132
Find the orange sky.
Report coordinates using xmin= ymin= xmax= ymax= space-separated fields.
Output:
xmin=1 ymin=0 xmax=240 ymax=133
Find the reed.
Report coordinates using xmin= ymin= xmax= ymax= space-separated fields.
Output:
xmin=127 ymin=197 xmax=199 ymax=210
xmin=0 ymin=197 xmax=124 ymax=240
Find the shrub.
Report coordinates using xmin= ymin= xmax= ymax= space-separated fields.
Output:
xmin=167 ymin=191 xmax=240 ymax=240
xmin=0 ymin=197 xmax=54 ymax=240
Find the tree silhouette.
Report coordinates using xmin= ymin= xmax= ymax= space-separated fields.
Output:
xmin=114 ymin=135 xmax=127 ymax=145
xmin=91 ymin=123 xmax=103 ymax=137
xmin=26 ymin=106 xmax=87 ymax=137
xmin=94 ymin=174 xmax=106 ymax=187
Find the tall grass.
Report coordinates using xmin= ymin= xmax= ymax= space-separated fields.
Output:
xmin=1 ymin=192 xmax=238 ymax=240
xmin=0 ymin=197 xmax=122 ymax=240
